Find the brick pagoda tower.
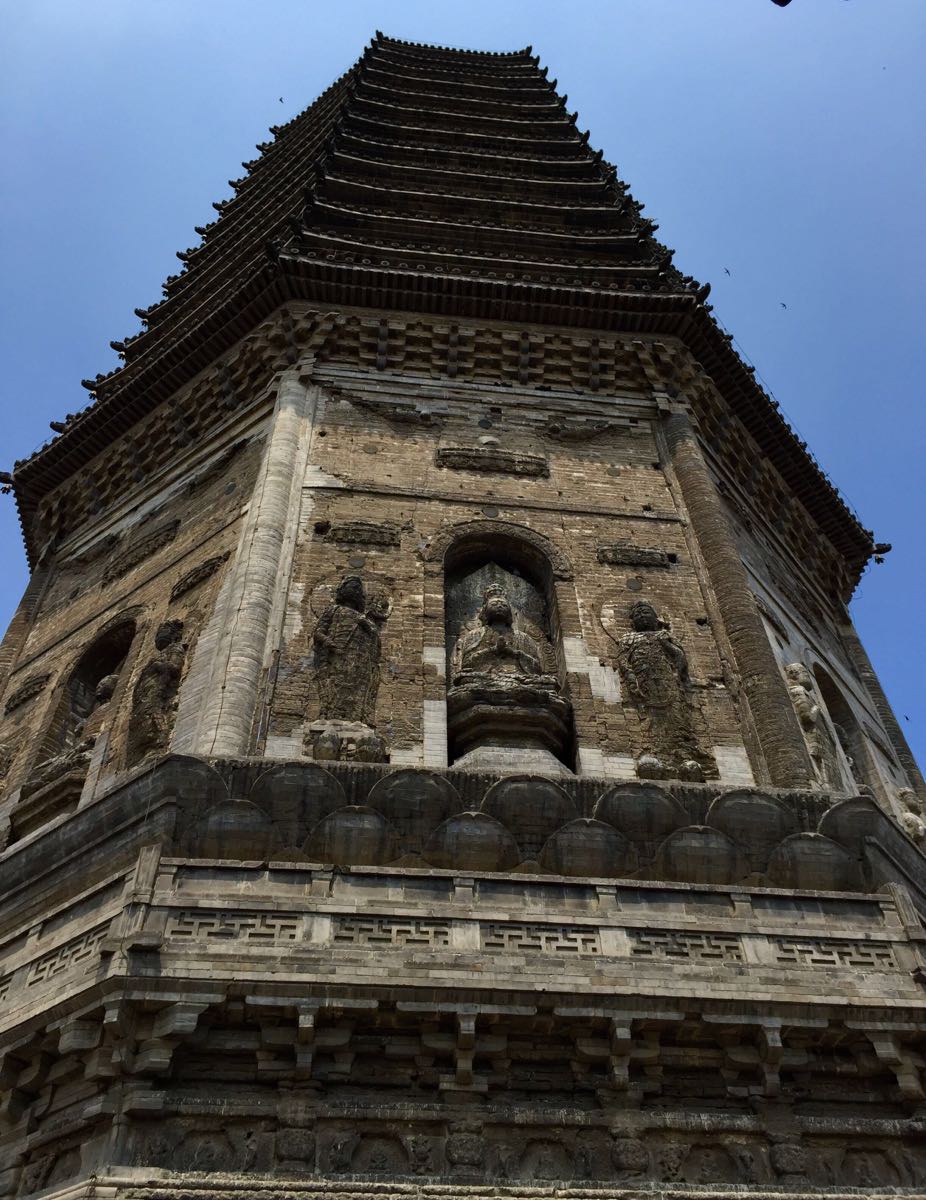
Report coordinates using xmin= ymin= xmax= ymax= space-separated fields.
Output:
xmin=1 ymin=33 xmax=925 ymax=1200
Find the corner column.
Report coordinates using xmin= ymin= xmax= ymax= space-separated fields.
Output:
xmin=661 ymin=406 xmax=814 ymax=789
xmin=176 ymin=362 xmax=317 ymax=759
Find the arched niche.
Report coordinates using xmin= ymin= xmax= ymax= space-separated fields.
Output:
xmin=811 ymin=663 xmax=879 ymax=798
xmin=439 ymin=522 xmax=575 ymax=773
xmin=13 ymin=613 xmax=140 ymax=841
xmin=423 ymin=519 xmax=573 ymax=582
xmin=40 ymin=616 xmax=138 ymax=762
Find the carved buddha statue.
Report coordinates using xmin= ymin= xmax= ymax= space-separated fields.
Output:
xmin=447 ymin=584 xmax=571 ymax=768
xmin=450 ymin=585 xmax=555 ymax=679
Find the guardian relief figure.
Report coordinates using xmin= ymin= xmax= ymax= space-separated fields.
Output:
xmin=126 ymin=620 xmax=187 ymax=765
xmin=612 ymin=601 xmax=714 ymax=781
xmin=307 ymin=575 xmax=389 ymax=762
xmin=784 ymin=663 xmax=846 ymax=793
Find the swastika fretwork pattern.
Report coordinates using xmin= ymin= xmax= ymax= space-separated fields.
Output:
xmin=772 ymin=937 xmax=897 ymax=969
xmin=628 ymin=929 xmax=745 ymax=963
xmin=481 ymin=922 xmax=601 ymax=955
xmin=27 ymin=924 xmax=110 ymax=986
xmin=166 ymin=910 xmax=300 ymax=942
xmin=332 ymin=916 xmax=451 ymax=948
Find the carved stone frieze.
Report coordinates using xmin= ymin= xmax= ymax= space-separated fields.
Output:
xmin=598 ymin=544 xmax=670 ymax=568
xmin=545 ymin=416 xmax=616 ymax=441
xmin=63 ymin=532 xmax=121 ymax=571
xmin=345 ymin=394 xmax=447 ymax=427
xmin=169 ymin=552 xmax=230 ymax=602
xmin=322 ymin=520 xmax=401 ymax=548
xmin=436 ymin=445 xmax=548 ymax=477
xmin=101 ymin=519 xmax=180 ymax=584
xmin=4 ymin=672 xmax=51 ymax=713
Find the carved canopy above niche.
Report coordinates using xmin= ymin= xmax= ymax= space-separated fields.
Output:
xmin=421 ymin=519 xmax=573 ymax=581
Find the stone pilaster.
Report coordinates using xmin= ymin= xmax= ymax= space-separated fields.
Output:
xmin=661 ymin=407 xmax=814 ymax=789
xmin=174 ymin=363 xmax=318 ymax=758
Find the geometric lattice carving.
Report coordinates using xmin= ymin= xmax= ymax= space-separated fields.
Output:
xmin=628 ymin=928 xmax=745 ymax=963
xmin=772 ymin=937 xmax=896 ymax=969
xmin=333 ymin=916 xmax=450 ymax=948
xmin=481 ymin=922 xmax=600 ymax=954
xmin=27 ymin=924 xmax=110 ymax=986
xmin=166 ymin=910 xmax=299 ymax=942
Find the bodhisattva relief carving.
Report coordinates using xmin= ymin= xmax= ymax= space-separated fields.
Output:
xmin=447 ymin=575 xmax=571 ymax=768
xmin=785 ymin=663 xmax=847 ymax=793
xmin=306 ymin=575 xmax=389 ymax=763
xmin=897 ymin=788 xmax=926 ymax=844
xmin=126 ymin=621 xmax=187 ymax=765
xmin=609 ymin=601 xmax=715 ymax=782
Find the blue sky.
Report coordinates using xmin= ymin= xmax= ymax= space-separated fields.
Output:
xmin=2 ymin=1 xmax=924 ymax=766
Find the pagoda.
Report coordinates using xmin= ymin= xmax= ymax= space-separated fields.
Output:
xmin=1 ymin=33 xmax=925 ymax=1200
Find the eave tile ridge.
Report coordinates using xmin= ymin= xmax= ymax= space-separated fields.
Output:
xmin=362 ymin=63 xmax=553 ymax=100
xmin=336 ymin=132 xmax=598 ymax=176
xmin=294 ymin=229 xmax=661 ymax=278
xmin=305 ymin=200 xmax=639 ymax=249
xmin=356 ymin=79 xmax=563 ymax=117
xmin=372 ymin=31 xmax=533 ymax=61
xmin=320 ymin=174 xmax=620 ymax=220
xmin=350 ymin=95 xmax=578 ymax=137
xmin=329 ymin=150 xmax=607 ymax=195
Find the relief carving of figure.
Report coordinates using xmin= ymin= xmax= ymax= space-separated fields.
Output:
xmin=312 ymin=576 xmax=383 ymax=722
xmin=307 ymin=576 xmax=389 ymax=762
xmin=897 ymin=788 xmax=926 ymax=845
xmin=127 ymin=620 xmax=187 ymax=764
xmin=784 ymin=663 xmax=846 ymax=792
xmin=612 ymin=601 xmax=713 ymax=781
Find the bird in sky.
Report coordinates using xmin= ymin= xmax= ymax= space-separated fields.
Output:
xmin=780 ymin=302 xmax=788 ymax=310
xmin=723 ymin=267 xmax=731 ymax=276
xmin=279 ymin=97 xmax=284 ymax=103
